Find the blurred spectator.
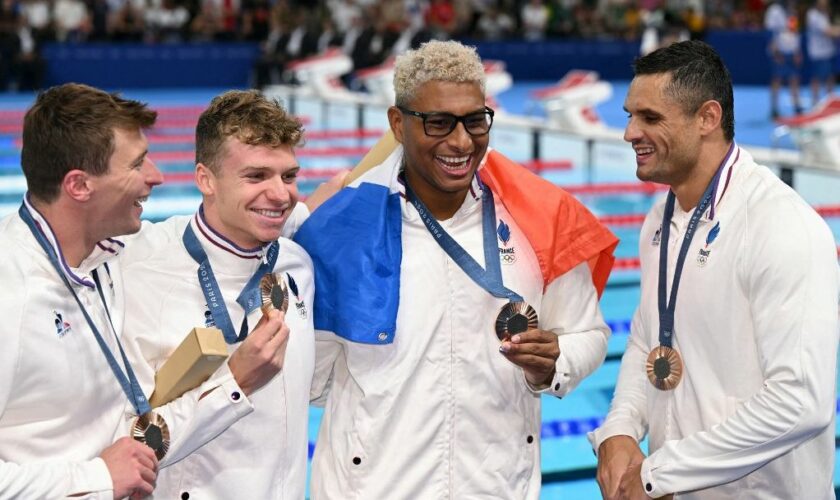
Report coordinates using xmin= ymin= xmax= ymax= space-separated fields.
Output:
xmin=19 ymin=0 xmax=53 ymax=42
xmin=520 ymin=0 xmax=548 ymax=40
xmin=425 ymin=0 xmax=458 ymax=39
xmin=476 ymin=4 xmax=514 ymax=40
xmin=240 ymin=0 xmax=271 ymax=41
xmin=252 ymin=1 xmax=291 ymax=86
xmin=351 ymin=10 xmax=397 ymax=71
xmin=88 ymin=0 xmax=111 ymax=40
xmin=806 ymin=0 xmax=840 ymax=106
xmin=328 ymin=0 xmax=361 ymax=34
xmin=108 ymin=0 xmax=145 ymax=41
xmin=765 ymin=0 xmax=804 ymax=118
xmin=54 ymin=0 xmax=92 ymax=41
xmin=16 ymin=21 xmax=45 ymax=89
xmin=316 ymin=16 xmax=341 ymax=52
xmin=0 ymin=1 xmax=20 ymax=89
xmin=145 ymin=0 xmax=189 ymax=42
xmin=192 ymin=0 xmax=239 ymax=40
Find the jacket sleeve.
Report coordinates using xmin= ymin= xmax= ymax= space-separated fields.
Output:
xmin=639 ymin=197 xmax=840 ymax=497
xmin=529 ymin=261 xmax=610 ymax=396
xmin=119 ymin=278 xmax=255 ymax=469
xmin=310 ymin=330 xmax=343 ymax=406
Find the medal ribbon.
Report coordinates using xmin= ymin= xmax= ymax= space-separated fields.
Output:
xmin=182 ymin=222 xmax=279 ymax=344
xmin=403 ymin=176 xmax=523 ymax=303
xmin=658 ymin=144 xmax=734 ymax=348
xmin=18 ymin=202 xmax=151 ymax=415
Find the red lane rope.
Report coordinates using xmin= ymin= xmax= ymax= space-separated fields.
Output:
xmin=563 ymin=182 xmax=668 ymax=195
xmin=613 ymin=257 xmax=640 ymax=270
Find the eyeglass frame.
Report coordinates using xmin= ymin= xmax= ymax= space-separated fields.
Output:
xmin=396 ymin=105 xmax=495 ymax=137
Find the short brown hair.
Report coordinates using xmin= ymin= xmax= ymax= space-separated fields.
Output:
xmin=21 ymin=83 xmax=157 ymax=203
xmin=195 ymin=90 xmax=304 ymax=174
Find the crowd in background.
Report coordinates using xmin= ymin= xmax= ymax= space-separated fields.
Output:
xmin=0 ymin=1 xmax=837 ymax=91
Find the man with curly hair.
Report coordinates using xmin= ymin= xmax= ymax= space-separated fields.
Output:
xmin=297 ymin=40 xmax=618 ymax=498
xmin=120 ymin=90 xmax=314 ymax=498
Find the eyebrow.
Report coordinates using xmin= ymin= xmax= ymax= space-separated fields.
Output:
xmin=240 ymin=165 xmax=301 ymax=174
xmin=424 ymin=107 xmax=487 ymax=115
xmin=623 ymin=105 xmax=661 ymax=117
xmin=130 ymin=149 xmax=149 ymax=167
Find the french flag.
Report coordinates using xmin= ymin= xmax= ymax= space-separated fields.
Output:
xmin=295 ymin=146 xmax=618 ymax=345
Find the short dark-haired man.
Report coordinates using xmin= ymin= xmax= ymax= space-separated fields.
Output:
xmin=591 ymin=40 xmax=839 ymax=500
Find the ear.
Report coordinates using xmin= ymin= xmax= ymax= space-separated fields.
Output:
xmin=387 ymin=106 xmax=405 ymax=144
xmin=195 ymin=162 xmax=216 ymax=197
xmin=697 ymin=100 xmax=723 ymax=137
xmin=61 ymin=169 xmax=93 ymax=202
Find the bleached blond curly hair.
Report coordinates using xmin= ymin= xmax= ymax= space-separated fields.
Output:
xmin=393 ymin=40 xmax=486 ymax=107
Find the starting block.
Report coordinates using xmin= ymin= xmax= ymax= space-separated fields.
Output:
xmin=776 ymin=96 xmax=840 ymax=169
xmin=355 ymin=57 xmax=397 ymax=105
xmin=532 ymin=70 xmax=612 ymax=132
xmin=286 ymin=48 xmax=354 ymax=99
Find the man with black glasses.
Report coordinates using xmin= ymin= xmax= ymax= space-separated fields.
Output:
xmin=296 ymin=40 xmax=618 ymax=499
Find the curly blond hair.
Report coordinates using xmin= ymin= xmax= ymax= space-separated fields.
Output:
xmin=196 ymin=90 xmax=304 ymax=173
xmin=393 ymin=40 xmax=486 ymax=107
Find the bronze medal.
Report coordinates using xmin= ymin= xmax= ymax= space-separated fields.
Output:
xmin=495 ymin=302 xmax=538 ymax=342
xmin=646 ymin=345 xmax=683 ymax=391
xmin=131 ymin=412 xmax=170 ymax=460
xmin=260 ymin=272 xmax=289 ymax=315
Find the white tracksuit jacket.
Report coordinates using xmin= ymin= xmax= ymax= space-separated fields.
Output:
xmin=310 ymin=172 xmax=610 ymax=499
xmin=589 ymin=146 xmax=840 ymax=499
xmin=120 ymin=212 xmax=315 ymax=499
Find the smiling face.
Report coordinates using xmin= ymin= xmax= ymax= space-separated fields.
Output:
xmin=623 ymin=73 xmax=703 ymax=187
xmin=389 ymin=80 xmax=489 ymax=216
xmin=88 ymin=127 xmax=163 ymax=238
xmin=197 ymin=137 xmax=299 ymax=249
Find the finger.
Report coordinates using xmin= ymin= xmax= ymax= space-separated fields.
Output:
xmin=502 ymin=352 xmax=556 ymax=372
xmin=249 ymin=310 xmax=283 ymax=344
xmin=138 ymin=463 xmax=157 ymax=484
xmin=510 ymin=329 xmax=557 ymax=345
xmin=135 ymin=451 xmax=156 ymax=472
xmin=135 ymin=441 xmax=159 ymax=468
xmin=596 ymin=471 xmax=609 ymax=500
xmin=133 ymin=477 xmax=155 ymax=497
xmin=266 ymin=322 xmax=290 ymax=351
xmin=503 ymin=339 xmax=559 ymax=359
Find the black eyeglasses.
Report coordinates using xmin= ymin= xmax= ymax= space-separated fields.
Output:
xmin=397 ymin=106 xmax=495 ymax=137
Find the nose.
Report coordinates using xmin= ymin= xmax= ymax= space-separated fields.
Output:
xmin=266 ymin=176 xmax=291 ymax=203
xmin=144 ymin=157 xmax=164 ymax=186
xmin=444 ymin=121 xmax=473 ymax=151
xmin=623 ymin=117 xmax=640 ymax=144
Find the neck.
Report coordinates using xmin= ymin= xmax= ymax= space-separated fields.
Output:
xmin=404 ymin=169 xmax=469 ymax=220
xmin=671 ymin=141 xmax=732 ymax=212
xmin=200 ymin=202 xmax=263 ymax=251
xmin=30 ymin=197 xmax=97 ymax=268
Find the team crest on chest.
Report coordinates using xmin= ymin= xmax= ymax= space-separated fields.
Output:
xmin=286 ymin=273 xmax=307 ymax=319
xmin=652 ymin=226 xmax=662 ymax=246
xmin=53 ymin=310 xmax=72 ymax=337
xmin=697 ymin=221 xmax=721 ymax=267
xmin=497 ymin=220 xmax=516 ymax=265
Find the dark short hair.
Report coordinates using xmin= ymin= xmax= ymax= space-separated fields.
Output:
xmin=195 ymin=90 xmax=304 ymax=174
xmin=21 ymin=83 xmax=157 ymax=203
xmin=633 ymin=40 xmax=735 ymax=141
